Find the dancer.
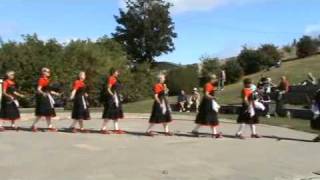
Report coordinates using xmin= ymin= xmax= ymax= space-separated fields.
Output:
xmin=235 ymin=78 xmax=262 ymax=139
xmin=192 ymin=74 xmax=223 ymax=138
xmin=68 ymin=71 xmax=90 ymax=133
xmin=146 ymin=74 xmax=173 ymax=136
xmin=31 ymin=67 xmax=60 ymax=132
xmin=100 ymin=68 xmax=124 ymax=134
xmin=0 ymin=71 xmax=25 ymax=131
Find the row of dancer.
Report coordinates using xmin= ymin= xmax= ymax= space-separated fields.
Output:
xmin=0 ymin=68 xmax=267 ymax=139
xmin=0 ymin=68 xmax=124 ymax=134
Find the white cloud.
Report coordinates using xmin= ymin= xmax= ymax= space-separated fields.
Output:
xmin=305 ymin=24 xmax=320 ymax=37
xmin=119 ymin=0 xmax=271 ymax=14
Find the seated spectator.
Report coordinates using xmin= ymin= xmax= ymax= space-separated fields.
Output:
xmin=187 ymin=88 xmax=201 ymax=112
xmin=177 ymin=90 xmax=188 ymax=112
xmin=257 ymin=82 xmax=272 ymax=118
xmin=301 ymin=72 xmax=318 ymax=86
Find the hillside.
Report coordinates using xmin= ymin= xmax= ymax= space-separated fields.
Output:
xmin=218 ymin=54 xmax=320 ymax=104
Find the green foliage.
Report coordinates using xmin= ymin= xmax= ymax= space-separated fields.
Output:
xmin=223 ymin=58 xmax=244 ymax=84
xmin=296 ymin=36 xmax=318 ymax=58
xmin=166 ymin=65 xmax=199 ymax=95
xmin=199 ymin=56 xmax=221 ymax=86
xmin=121 ymin=63 xmax=156 ymax=102
xmin=258 ymin=44 xmax=282 ymax=64
xmin=200 ymin=56 xmax=221 ymax=76
xmin=113 ymin=0 xmax=177 ymax=63
xmin=0 ymin=34 xmax=134 ymax=107
xmin=237 ymin=47 xmax=270 ymax=75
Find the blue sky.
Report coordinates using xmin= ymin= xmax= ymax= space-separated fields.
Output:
xmin=1 ymin=0 xmax=320 ymax=64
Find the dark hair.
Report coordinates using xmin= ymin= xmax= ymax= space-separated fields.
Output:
xmin=109 ymin=68 xmax=117 ymax=75
xmin=243 ymin=78 xmax=252 ymax=85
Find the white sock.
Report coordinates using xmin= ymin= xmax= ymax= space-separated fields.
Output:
xmin=212 ymin=127 xmax=218 ymax=135
xmin=114 ymin=121 xmax=119 ymax=130
xmin=237 ymin=124 xmax=246 ymax=135
xmin=164 ymin=124 xmax=169 ymax=133
xmin=146 ymin=124 xmax=154 ymax=132
xmin=193 ymin=125 xmax=201 ymax=132
xmin=250 ymin=125 xmax=257 ymax=135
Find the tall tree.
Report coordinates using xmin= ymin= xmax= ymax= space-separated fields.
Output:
xmin=113 ymin=0 xmax=177 ymax=64
xmin=296 ymin=36 xmax=318 ymax=58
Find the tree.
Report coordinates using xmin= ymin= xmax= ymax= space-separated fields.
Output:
xmin=113 ymin=0 xmax=177 ymax=64
xmin=237 ymin=47 xmax=269 ymax=75
xmin=200 ymin=57 xmax=221 ymax=77
xmin=296 ymin=36 xmax=318 ymax=58
xmin=166 ymin=65 xmax=199 ymax=95
xmin=258 ymin=44 xmax=282 ymax=65
xmin=223 ymin=58 xmax=243 ymax=84
xmin=0 ymin=34 xmax=132 ymax=107
xmin=199 ymin=56 xmax=221 ymax=86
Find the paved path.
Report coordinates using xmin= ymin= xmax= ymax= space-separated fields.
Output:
xmin=0 ymin=113 xmax=320 ymax=180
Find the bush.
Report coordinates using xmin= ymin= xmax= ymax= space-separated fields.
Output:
xmin=237 ymin=47 xmax=269 ymax=75
xmin=0 ymin=34 xmax=144 ymax=107
xmin=296 ymin=36 xmax=318 ymax=58
xmin=121 ymin=63 xmax=156 ymax=103
xmin=223 ymin=59 xmax=244 ymax=84
xmin=258 ymin=44 xmax=282 ymax=65
xmin=200 ymin=56 xmax=221 ymax=77
xmin=166 ymin=65 xmax=199 ymax=95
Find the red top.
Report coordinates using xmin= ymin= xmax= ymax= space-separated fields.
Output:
xmin=73 ymin=80 xmax=85 ymax=90
xmin=242 ymin=88 xmax=253 ymax=99
xmin=38 ymin=76 xmax=50 ymax=88
xmin=108 ymin=75 xmax=117 ymax=87
xmin=279 ymin=80 xmax=289 ymax=92
xmin=205 ymin=83 xmax=215 ymax=93
xmin=3 ymin=79 xmax=15 ymax=92
xmin=154 ymin=83 xmax=165 ymax=94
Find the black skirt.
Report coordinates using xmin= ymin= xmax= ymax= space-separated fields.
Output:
xmin=195 ymin=97 xmax=219 ymax=126
xmin=0 ymin=96 xmax=20 ymax=120
xmin=149 ymin=96 xmax=172 ymax=124
xmin=72 ymin=94 xmax=90 ymax=120
xmin=311 ymin=116 xmax=320 ymax=130
xmin=237 ymin=103 xmax=259 ymax=124
xmin=102 ymin=94 xmax=123 ymax=120
xmin=35 ymin=93 xmax=56 ymax=117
